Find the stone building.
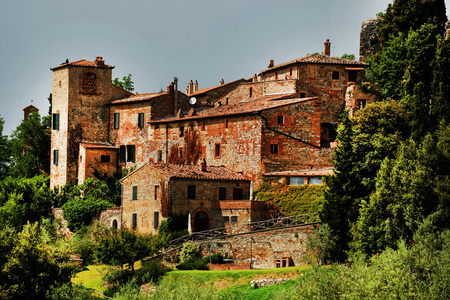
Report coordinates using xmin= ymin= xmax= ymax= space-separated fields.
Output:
xmin=49 ymin=40 xmax=370 ymax=232
xmin=121 ymin=161 xmax=267 ymax=234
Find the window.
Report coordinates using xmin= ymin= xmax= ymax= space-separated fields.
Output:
xmin=214 ymin=144 xmax=221 ymax=157
xmin=201 ymin=122 xmax=206 ymax=131
xmin=277 ymin=115 xmax=284 ymax=125
xmin=249 ymin=87 xmax=253 ymax=98
xmin=332 ymin=71 xmax=340 ymax=80
xmin=101 ymin=155 xmax=110 ymax=163
xmin=138 ymin=113 xmax=144 ymax=128
xmin=219 ymin=187 xmax=227 ymax=200
xmin=126 ymin=145 xmax=135 ymax=162
xmin=52 ymin=113 xmax=59 ymax=130
xmin=225 ymin=118 xmax=229 ymax=129
xmin=300 ymin=92 xmax=306 ymax=98
xmin=180 ymin=126 xmax=184 ymax=137
xmin=275 ymin=71 xmax=278 ymax=80
xmin=223 ymin=216 xmax=230 ymax=223
xmin=179 ymin=148 xmax=183 ymax=159
xmin=348 ymin=70 xmax=357 ymax=82
xmin=119 ymin=145 xmax=126 ymax=163
xmin=187 ymin=185 xmax=196 ymax=199
xmin=290 ymin=177 xmax=305 ymax=185
xmin=157 ymin=150 xmax=162 ymax=162
xmin=132 ymin=186 xmax=138 ymax=200
xmin=309 ymin=177 xmax=323 ymax=185
xmin=233 ymin=188 xmax=243 ymax=200
xmin=154 ymin=185 xmax=159 ymax=200
xmin=154 ymin=211 xmax=159 ymax=229
xmin=270 ymin=144 xmax=279 ymax=154
xmin=82 ymin=73 xmax=96 ymax=93
xmin=114 ymin=113 xmax=120 ymax=129
xmin=132 ymin=213 xmax=137 ymax=229
xmin=53 ymin=150 xmax=59 ymax=165
xmin=231 ymin=216 xmax=238 ymax=223
xmin=290 ymin=68 xmax=293 ymax=76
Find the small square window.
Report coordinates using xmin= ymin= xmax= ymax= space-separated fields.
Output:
xmin=277 ymin=116 xmax=284 ymax=125
xmin=215 ymin=144 xmax=221 ymax=157
xmin=101 ymin=155 xmax=110 ymax=163
xmin=332 ymin=71 xmax=340 ymax=80
xmin=219 ymin=187 xmax=227 ymax=200
xmin=233 ymin=188 xmax=243 ymax=200
xmin=138 ymin=113 xmax=144 ymax=128
xmin=223 ymin=216 xmax=230 ymax=223
xmin=157 ymin=150 xmax=162 ymax=162
xmin=187 ymin=185 xmax=196 ymax=199
xmin=180 ymin=126 xmax=184 ymax=137
xmin=270 ymin=144 xmax=279 ymax=154
xmin=300 ymin=92 xmax=307 ymax=98
xmin=231 ymin=216 xmax=238 ymax=223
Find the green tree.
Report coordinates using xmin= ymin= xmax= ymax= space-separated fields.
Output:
xmin=9 ymin=111 xmax=51 ymax=178
xmin=0 ymin=222 xmax=77 ymax=299
xmin=378 ymin=0 xmax=447 ymax=47
xmin=340 ymin=53 xmax=355 ymax=60
xmin=113 ymin=74 xmax=134 ymax=92
xmin=0 ymin=176 xmax=54 ymax=230
xmin=431 ymin=36 xmax=450 ymax=126
xmin=94 ymin=227 xmax=168 ymax=270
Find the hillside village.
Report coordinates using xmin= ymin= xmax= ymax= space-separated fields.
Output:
xmin=49 ymin=39 xmax=373 ymax=236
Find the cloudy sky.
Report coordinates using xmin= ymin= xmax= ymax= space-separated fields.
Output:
xmin=0 ymin=0 xmax=447 ymax=135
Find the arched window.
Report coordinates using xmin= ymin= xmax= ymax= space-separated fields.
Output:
xmin=112 ymin=219 xmax=118 ymax=229
xmin=81 ymin=73 xmax=96 ymax=93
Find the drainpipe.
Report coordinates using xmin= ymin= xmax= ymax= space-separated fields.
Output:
xmin=255 ymin=112 xmax=321 ymax=149
xmin=249 ymin=180 xmax=253 ymax=201
xmin=120 ymin=182 xmax=123 ymax=229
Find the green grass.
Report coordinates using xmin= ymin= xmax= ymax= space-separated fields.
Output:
xmin=72 ymin=262 xmax=310 ymax=297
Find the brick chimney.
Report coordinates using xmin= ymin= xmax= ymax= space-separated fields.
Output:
xmin=199 ymin=158 xmax=207 ymax=172
xmin=219 ymin=78 xmax=224 ymax=85
xmin=193 ymin=80 xmax=198 ymax=92
xmin=324 ymin=39 xmax=331 ymax=56
xmin=268 ymin=59 xmax=274 ymax=68
xmin=95 ymin=56 xmax=105 ymax=66
xmin=186 ymin=80 xmax=193 ymax=95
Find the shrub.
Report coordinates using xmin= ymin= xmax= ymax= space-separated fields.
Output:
xmin=180 ymin=241 xmax=202 ymax=263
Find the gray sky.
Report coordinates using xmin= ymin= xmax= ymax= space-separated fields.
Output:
xmin=1 ymin=0 xmax=447 ymax=135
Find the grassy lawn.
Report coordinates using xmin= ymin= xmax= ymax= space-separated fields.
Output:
xmin=72 ymin=262 xmax=310 ymax=297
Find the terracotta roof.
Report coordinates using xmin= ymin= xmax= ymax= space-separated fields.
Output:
xmin=80 ymin=143 xmax=116 ymax=149
xmin=190 ymin=78 xmax=248 ymax=96
xmin=123 ymin=163 xmax=250 ymax=182
xmin=51 ymin=58 xmax=114 ymax=70
xmin=108 ymin=92 xmax=167 ymax=105
xmin=150 ymin=93 xmax=313 ymax=124
xmin=261 ymin=53 xmax=368 ymax=74
xmin=265 ymin=168 xmax=334 ymax=177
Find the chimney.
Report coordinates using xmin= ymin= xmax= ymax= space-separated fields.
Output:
xmin=199 ymin=158 xmax=207 ymax=172
xmin=194 ymin=80 xmax=198 ymax=92
xmin=268 ymin=59 xmax=274 ymax=68
xmin=186 ymin=80 xmax=193 ymax=95
xmin=174 ymin=77 xmax=178 ymax=115
xmin=95 ymin=56 xmax=105 ymax=66
xmin=324 ymin=39 xmax=331 ymax=56
xmin=219 ymin=78 xmax=224 ymax=85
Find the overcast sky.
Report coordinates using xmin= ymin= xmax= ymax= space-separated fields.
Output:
xmin=1 ymin=0 xmax=447 ymax=135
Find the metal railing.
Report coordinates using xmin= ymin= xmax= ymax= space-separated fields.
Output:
xmin=163 ymin=213 xmax=318 ymax=253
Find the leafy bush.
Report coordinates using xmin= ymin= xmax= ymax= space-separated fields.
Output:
xmin=180 ymin=241 xmax=202 ymax=263
xmin=62 ymin=197 xmax=113 ymax=232
xmin=48 ymin=283 xmax=98 ymax=300
xmin=176 ymin=253 xmax=224 ymax=270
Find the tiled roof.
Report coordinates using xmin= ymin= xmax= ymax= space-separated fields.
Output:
xmin=190 ymin=78 xmax=248 ymax=96
xmin=261 ymin=53 xmax=368 ymax=74
xmin=265 ymin=168 xmax=334 ymax=177
xmin=150 ymin=93 xmax=313 ymax=124
xmin=108 ymin=92 xmax=167 ymax=105
xmin=124 ymin=163 xmax=250 ymax=181
xmin=80 ymin=142 xmax=116 ymax=149
xmin=51 ymin=58 xmax=114 ymax=70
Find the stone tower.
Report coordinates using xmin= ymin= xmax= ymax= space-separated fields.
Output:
xmin=50 ymin=57 xmax=115 ymax=189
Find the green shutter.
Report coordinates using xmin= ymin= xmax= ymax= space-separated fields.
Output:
xmin=119 ymin=146 xmax=126 ymax=163
xmin=138 ymin=113 xmax=144 ymax=128
xmin=53 ymin=113 xmax=60 ymax=130
xmin=129 ymin=145 xmax=136 ymax=162
xmin=132 ymin=186 xmax=138 ymax=200
xmin=54 ymin=150 xmax=59 ymax=165
xmin=114 ymin=113 xmax=120 ymax=129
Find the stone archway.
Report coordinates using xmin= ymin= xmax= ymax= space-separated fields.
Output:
xmin=193 ymin=210 xmax=210 ymax=232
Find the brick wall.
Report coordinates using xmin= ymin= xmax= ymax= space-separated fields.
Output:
xmin=197 ymin=224 xmax=316 ymax=269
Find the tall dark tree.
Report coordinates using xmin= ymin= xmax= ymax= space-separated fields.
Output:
xmin=431 ymin=36 xmax=450 ymax=126
xmin=378 ymin=0 xmax=447 ymax=47
xmin=0 ymin=116 xmax=10 ymax=179
xmin=9 ymin=111 xmax=51 ymax=178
